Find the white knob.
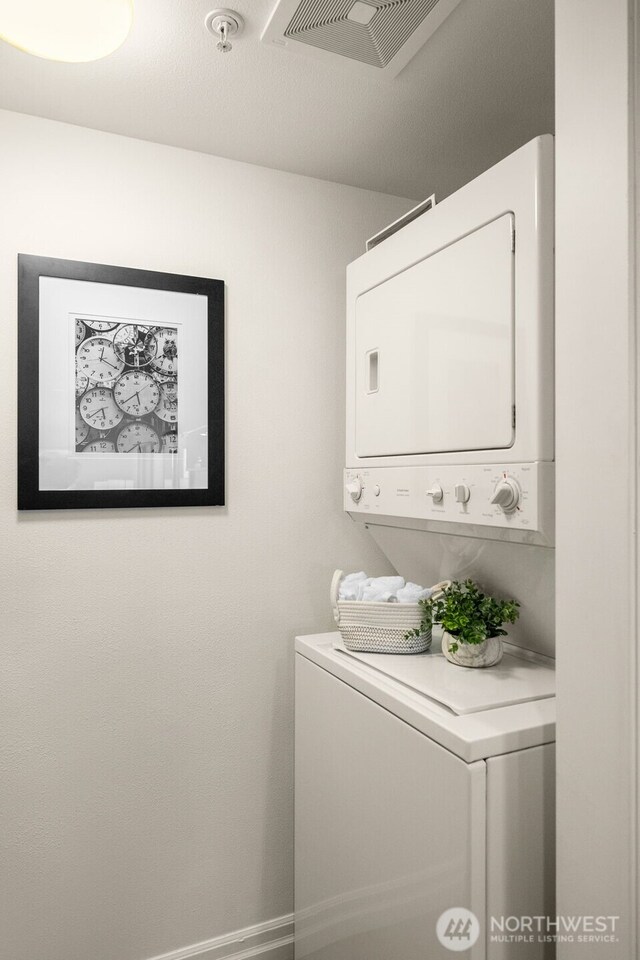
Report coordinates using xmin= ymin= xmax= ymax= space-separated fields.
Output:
xmin=427 ymin=484 xmax=443 ymax=504
xmin=454 ymin=483 xmax=470 ymax=504
xmin=490 ymin=478 xmax=520 ymax=512
xmin=346 ymin=478 xmax=363 ymax=502
xmin=373 ymin=484 xmax=380 ymax=497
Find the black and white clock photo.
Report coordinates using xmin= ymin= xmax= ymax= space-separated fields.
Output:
xmin=18 ymin=255 xmax=224 ymax=510
xmin=75 ymin=321 xmax=179 ymax=455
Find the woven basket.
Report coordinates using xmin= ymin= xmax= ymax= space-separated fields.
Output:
xmin=330 ymin=570 xmax=451 ymax=655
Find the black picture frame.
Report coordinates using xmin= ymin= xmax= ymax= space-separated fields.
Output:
xmin=18 ymin=254 xmax=225 ymax=510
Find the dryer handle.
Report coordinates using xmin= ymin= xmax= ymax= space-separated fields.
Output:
xmin=330 ymin=569 xmax=344 ymax=625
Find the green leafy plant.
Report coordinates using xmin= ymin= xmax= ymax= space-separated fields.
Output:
xmin=406 ymin=579 xmax=520 ymax=654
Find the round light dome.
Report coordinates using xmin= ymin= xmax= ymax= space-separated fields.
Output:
xmin=0 ymin=0 xmax=133 ymax=63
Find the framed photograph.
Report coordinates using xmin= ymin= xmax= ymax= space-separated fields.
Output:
xmin=17 ymin=255 xmax=224 ymax=510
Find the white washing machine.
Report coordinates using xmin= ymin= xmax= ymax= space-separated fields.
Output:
xmin=294 ymin=633 xmax=556 ymax=960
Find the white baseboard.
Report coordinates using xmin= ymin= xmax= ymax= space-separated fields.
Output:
xmin=146 ymin=914 xmax=294 ymax=960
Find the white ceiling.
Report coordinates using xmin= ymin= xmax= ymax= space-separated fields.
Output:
xmin=0 ymin=0 xmax=554 ymax=200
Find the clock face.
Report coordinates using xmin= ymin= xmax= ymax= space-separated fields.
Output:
xmin=155 ymin=380 xmax=178 ymax=423
xmin=83 ymin=318 xmax=118 ymax=332
xmin=150 ymin=327 xmax=178 ymax=377
xmin=79 ymin=387 xmax=125 ymax=432
xmin=75 ymin=408 xmax=90 ymax=445
xmin=82 ymin=439 xmax=116 ymax=453
xmin=162 ymin=432 xmax=178 ymax=454
xmin=77 ymin=336 xmax=125 ymax=383
xmin=113 ymin=324 xmax=157 ymax=368
xmin=160 ymin=378 xmax=177 ymax=399
xmin=113 ymin=370 xmax=160 ymax=418
xmin=75 ymin=318 xmax=86 ymax=347
xmin=116 ymin=421 xmax=161 ymax=454
xmin=76 ymin=370 xmax=89 ymax=398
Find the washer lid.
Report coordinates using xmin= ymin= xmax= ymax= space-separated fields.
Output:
xmin=295 ymin=633 xmax=556 ymax=761
xmin=339 ymin=641 xmax=555 ymax=716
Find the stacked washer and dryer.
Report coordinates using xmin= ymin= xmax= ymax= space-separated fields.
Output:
xmin=296 ymin=137 xmax=556 ymax=959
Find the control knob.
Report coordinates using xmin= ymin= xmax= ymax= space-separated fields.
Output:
xmin=490 ymin=477 xmax=520 ymax=513
xmin=427 ymin=484 xmax=444 ymax=504
xmin=346 ymin=478 xmax=363 ymax=502
xmin=454 ymin=483 xmax=470 ymax=504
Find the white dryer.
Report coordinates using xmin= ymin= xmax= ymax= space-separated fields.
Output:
xmin=344 ymin=136 xmax=554 ymax=549
xmin=294 ymin=634 xmax=556 ymax=960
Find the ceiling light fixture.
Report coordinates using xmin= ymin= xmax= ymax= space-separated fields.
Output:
xmin=205 ymin=9 xmax=244 ymax=54
xmin=0 ymin=0 xmax=133 ymax=63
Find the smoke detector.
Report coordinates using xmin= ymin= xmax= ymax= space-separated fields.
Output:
xmin=261 ymin=0 xmax=463 ymax=78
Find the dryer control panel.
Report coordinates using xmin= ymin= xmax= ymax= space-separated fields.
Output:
xmin=344 ymin=462 xmax=554 ymax=546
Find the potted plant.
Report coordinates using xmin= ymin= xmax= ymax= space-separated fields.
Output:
xmin=406 ymin=579 xmax=520 ymax=667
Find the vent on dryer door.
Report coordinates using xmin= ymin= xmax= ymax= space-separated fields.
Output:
xmin=261 ymin=0 xmax=463 ymax=77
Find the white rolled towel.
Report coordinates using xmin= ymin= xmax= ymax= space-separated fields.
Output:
xmin=361 ymin=585 xmax=396 ymax=602
xmin=339 ymin=573 xmax=406 ymax=602
xmin=397 ymin=582 xmax=432 ymax=603
xmin=338 ymin=572 xmax=369 ymax=600
xmin=369 ymin=576 xmax=405 ymax=592
xmin=361 ymin=576 xmax=405 ymax=602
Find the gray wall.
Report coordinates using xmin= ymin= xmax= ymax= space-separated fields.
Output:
xmin=0 ymin=109 xmax=407 ymax=960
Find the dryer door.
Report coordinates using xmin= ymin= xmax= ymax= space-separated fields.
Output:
xmin=355 ymin=213 xmax=514 ymax=458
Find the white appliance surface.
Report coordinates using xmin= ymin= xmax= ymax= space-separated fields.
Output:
xmin=296 ymin=633 xmax=555 ymax=762
xmin=339 ymin=641 xmax=555 ymax=716
xmin=344 ymin=461 xmax=553 ymax=545
xmin=295 ymin=633 xmax=556 ymax=959
xmin=345 ymin=135 xmax=554 ymax=547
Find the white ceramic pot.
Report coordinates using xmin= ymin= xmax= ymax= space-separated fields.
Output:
xmin=441 ymin=631 xmax=504 ymax=668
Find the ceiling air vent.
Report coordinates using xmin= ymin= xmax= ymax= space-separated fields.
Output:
xmin=261 ymin=0 xmax=463 ymax=77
